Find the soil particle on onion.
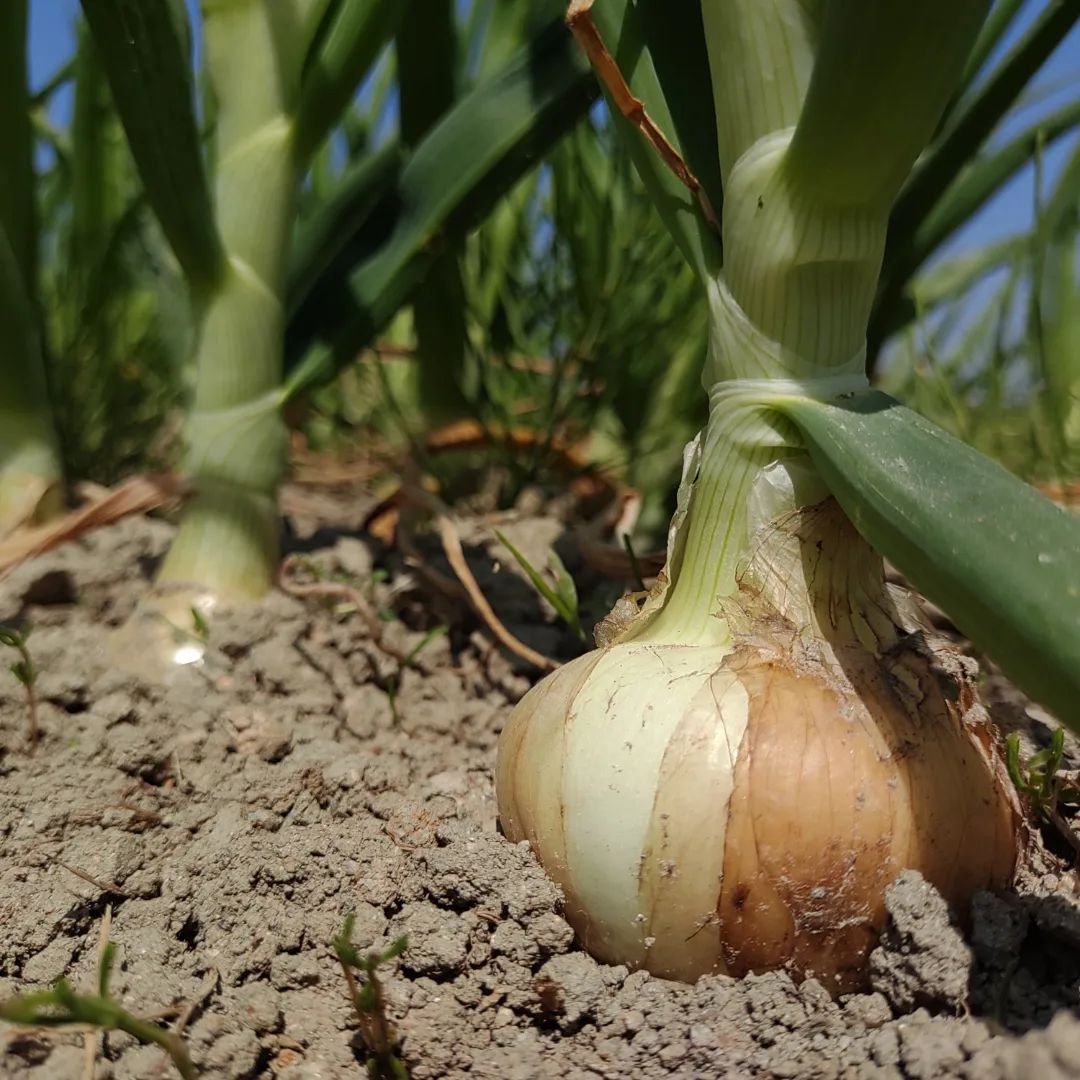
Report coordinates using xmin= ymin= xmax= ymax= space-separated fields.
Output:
xmin=1 ymin=516 xmax=1080 ymax=1079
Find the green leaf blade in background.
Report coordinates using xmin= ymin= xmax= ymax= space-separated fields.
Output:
xmin=284 ymin=17 xmax=596 ymax=397
xmin=294 ymin=0 xmax=405 ymax=164
xmin=0 ymin=0 xmax=64 ymax=528
xmin=587 ymin=0 xmax=723 ymax=280
xmin=871 ymin=0 xmax=1080 ymax=359
xmin=892 ymin=0 xmax=1080 ymax=245
xmin=396 ymin=0 xmax=469 ymax=421
xmin=0 ymin=0 xmax=37 ymax=294
xmin=287 ymin=140 xmax=402 ymax=319
xmin=496 ymin=530 xmax=585 ymax=642
xmin=957 ymin=0 xmax=1026 ymax=92
xmin=79 ymin=0 xmax=225 ymax=292
xmin=882 ymin=97 xmax=1080 ymax=322
xmin=1034 ymin=136 xmax=1080 ymax=476
xmin=778 ymin=390 xmax=1080 ymax=727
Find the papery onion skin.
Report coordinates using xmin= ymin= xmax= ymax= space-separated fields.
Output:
xmin=496 ymin=505 xmax=1021 ymax=993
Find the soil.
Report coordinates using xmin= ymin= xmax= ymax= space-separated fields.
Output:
xmin=1 ymin=507 xmax=1079 ymax=1080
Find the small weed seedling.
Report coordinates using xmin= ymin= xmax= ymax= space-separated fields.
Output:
xmin=1007 ymin=728 xmax=1080 ymax=854
xmin=333 ymin=916 xmax=409 ymax=1079
xmin=495 ymin=531 xmax=585 ymax=642
xmin=0 ymin=624 xmax=39 ymax=748
xmin=0 ymin=941 xmax=197 ymax=1078
xmin=384 ymin=625 xmax=447 ymax=723
xmin=189 ymin=606 xmax=211 ymax=642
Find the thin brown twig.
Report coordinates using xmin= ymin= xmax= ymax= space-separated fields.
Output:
xmin=395 ymin=495 xmax=473 ymax=603
xmin=278 ymin=555 xmax=409 ymax=663
xmin=174 ymin=969 xmax=219 ymax=1039
xmin=566 ymin=0 xmax=720 ymax=233
xmin=401 ymin=486 xmax=557 ymax=672
xmin=55 ymin=861 xmax=131 ymax=899
xmin=0 ymin=473 xmax=187 ymax=579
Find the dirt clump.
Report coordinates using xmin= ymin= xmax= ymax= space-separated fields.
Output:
xmin=1 ymin=517 xmax=1079 ymax=1079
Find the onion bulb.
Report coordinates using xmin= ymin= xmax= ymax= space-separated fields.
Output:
xmin=497 ymin=498 xmax=1020 ymax=993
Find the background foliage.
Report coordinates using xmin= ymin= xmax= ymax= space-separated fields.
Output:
xmin=19 ymin=0 xmax=1080 ymax=533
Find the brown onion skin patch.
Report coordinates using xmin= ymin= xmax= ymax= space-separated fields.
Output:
xmin=716 ymin=648 xmax=1018 ymax=995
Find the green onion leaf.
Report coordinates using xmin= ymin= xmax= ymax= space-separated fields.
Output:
xmin=778 ymin=390 xmax=1080 ymax=727
xmin=284 ymin=17 xmax=595 ymax=396
xmin=80 ymin=0 xmax=225 ymax=292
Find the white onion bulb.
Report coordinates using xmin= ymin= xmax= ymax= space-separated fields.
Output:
xmin=497 ymin=502 xmax=1020 ymax=993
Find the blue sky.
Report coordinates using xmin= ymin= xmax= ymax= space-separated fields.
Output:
xmin=27 ymin=1 xmax=1080 ymax=285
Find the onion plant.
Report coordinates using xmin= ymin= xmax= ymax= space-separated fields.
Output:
xmin=0 ymin=1 xmax=64 ymax=536
xmin=45 ymin=24 xmax=185 ymax=488
xmin=322 ymin=117 xmax=708 ymax=534
xmin=76 ymin=0 xmax=597 ymax=656
xmin=498 ymin=0 xmax=1080 ymax=994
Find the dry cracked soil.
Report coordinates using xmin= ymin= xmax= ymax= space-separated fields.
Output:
xmin=2 ymin=511 xmax=1080 ymax=1079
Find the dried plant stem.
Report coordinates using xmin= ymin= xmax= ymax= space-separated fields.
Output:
xmin=0 ymin=474 xmax=187 ymax=579
xmin=54 ymin=860 xmax=131 ymax=899
xmin=278 ymin=554 xmax=409 ymax=663
xmin=402 ymin=486 xmax=557 ymax=672
xmin=566 ymin=0 xmax=720 ymax=231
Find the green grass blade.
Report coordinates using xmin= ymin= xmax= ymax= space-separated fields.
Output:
xmin=891 ymin=0 xmax=1080 ymax=247
xmin=1035 ymin=139 xmax=1080 ymax=474
xmin=71 ymin=22 xmax=127 ymax=280
xmin=778 ymin=390 xmax=1080 ymax=727
xmin=284 ymin=18 xmax=595 ymax=396
xmin=0 ymin=225 xmax=62 ymax=524
xmin=397 ymin=0 xmax=469 ymax=421
xmin=468 ymin=177 xmax=534 ymax=329
xmin=957 ymin=0 xmax=1026 ymax=95
xmin=294 ymin=0 xmax=404 ymax=163
xmin=397 ymin=0 xmax=456 ymax=146
xmin=914 ymin=99 xmax=1080 ymax=268
xmin=288 ymin=140 xmax=401 ymax=318
xmin=0 ymin=1 xmax=63 ymax=523
xmin=0 ymin=0 xmax=36 ymax=293
xmin=872 ymin=96 xmax=1080 ymax=350
xmin=496 ymin=530 xmax=584 ymax=641
xmin=471 ymin=0 xmax=563 ymax=81
xmin=1036 ymin=125 xmax=1080 ymax=242
xmin=910 ymin=233 xmax=1026 ymax=311
xmin=31 ymin=56 xmax=76 ymax=108
xmin=548 ymin=549 xmax=583 ymax=633
xmin=586 ymin=0 xmax=723 ymax=279
xmin=79 ymin=0 xmax=225 ymax=292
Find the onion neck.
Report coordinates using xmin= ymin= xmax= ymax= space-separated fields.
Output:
xmin=630 ymin=134 xmax=885 ymax=648
xmin=633 ymin=413 xmax=773 ymax=647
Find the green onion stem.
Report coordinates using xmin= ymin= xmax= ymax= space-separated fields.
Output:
xmin=156 ymin=0 xmax=309 ymax=600
xmin=699 ymin=0 xmax=821 ymax=185
xmin=634 ymin=0 xmax=989 ymax=645
xmin=636 ymin=424 xmax=773 ymax=647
